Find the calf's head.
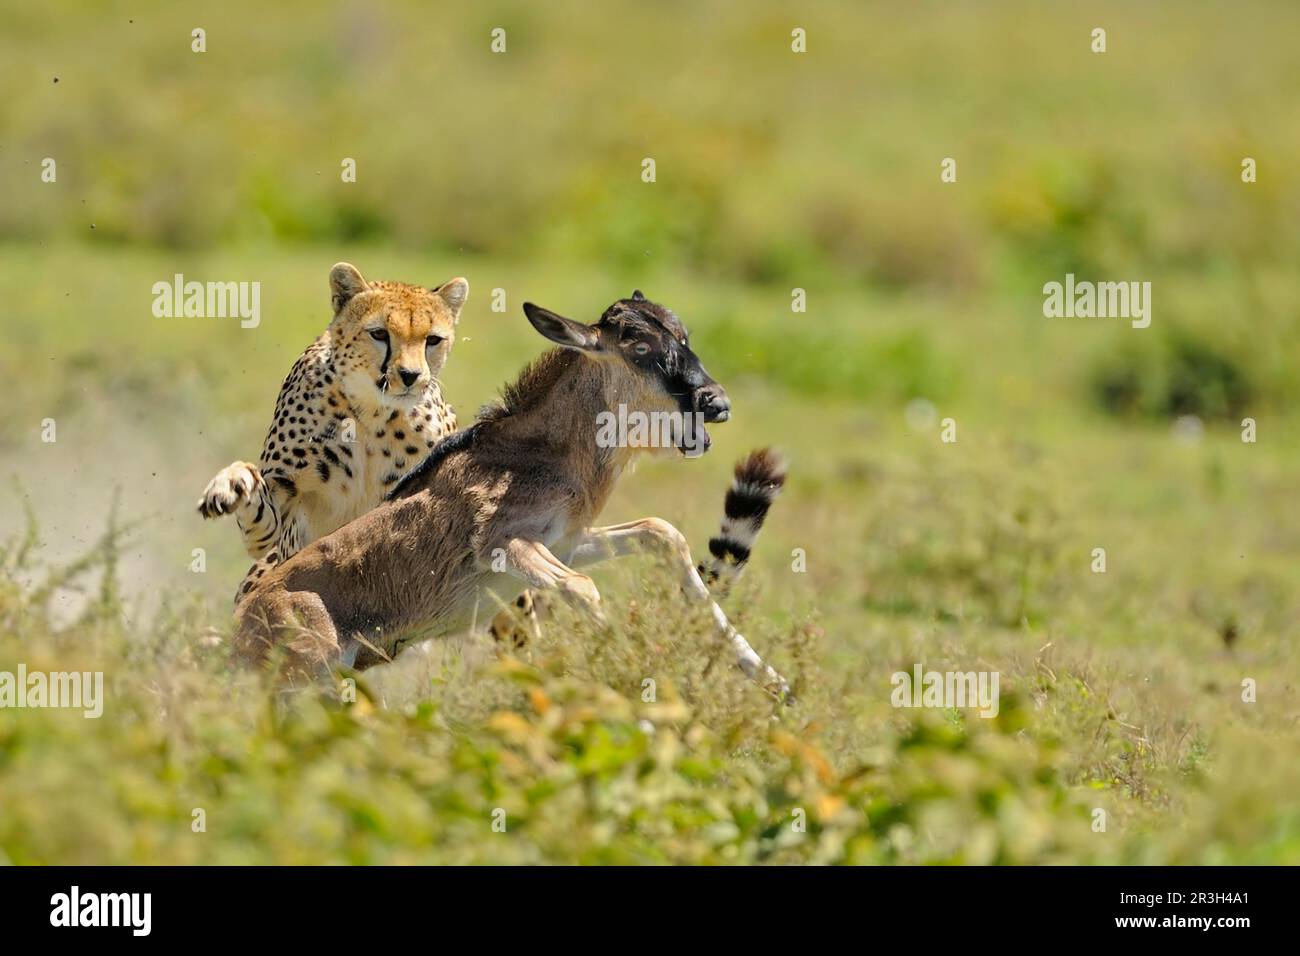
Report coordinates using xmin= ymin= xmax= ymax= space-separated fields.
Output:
xmin=522 ymin=291 xmax=729 ymax=457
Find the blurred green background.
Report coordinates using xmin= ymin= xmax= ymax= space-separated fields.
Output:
xmin=1 ymin=1 xmax=1298 ymax=863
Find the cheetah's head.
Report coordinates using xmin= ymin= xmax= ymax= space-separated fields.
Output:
xmin=327 ymin=263 xmax=466 ymax=411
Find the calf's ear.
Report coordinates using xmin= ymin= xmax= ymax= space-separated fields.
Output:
xmin=522 ymin=302 xmax=602 ymax=351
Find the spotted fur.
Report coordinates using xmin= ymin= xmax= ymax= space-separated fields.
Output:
xmin=198 ymin=263 xmax=464 ymax=600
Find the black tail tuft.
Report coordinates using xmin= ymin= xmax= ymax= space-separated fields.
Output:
xmin=699 ymin=448 xmax=787 ymax=588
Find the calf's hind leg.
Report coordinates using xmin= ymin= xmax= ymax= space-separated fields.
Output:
xmin=233 ymin=588 xmax=343 ymax=685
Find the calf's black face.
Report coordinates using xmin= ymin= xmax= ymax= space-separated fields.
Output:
xmin=522 ymin=291 xmax=731 ymax=456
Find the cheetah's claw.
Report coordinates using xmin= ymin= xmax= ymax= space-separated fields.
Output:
xmin=198 ymin=462 xmax=264 ymax=519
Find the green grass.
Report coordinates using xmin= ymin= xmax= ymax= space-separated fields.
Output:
xmin=2 ymin=427 xmax=1298 ymax=864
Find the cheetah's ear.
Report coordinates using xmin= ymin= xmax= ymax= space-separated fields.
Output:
xmin=329 ymin=263 xmax=369 ymax=312
xmin=433 ymin=277 xmax=469 ymax=324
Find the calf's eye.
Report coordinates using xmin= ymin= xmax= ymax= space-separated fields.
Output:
xmin=633 ymin=342 xmax=652 ymax=356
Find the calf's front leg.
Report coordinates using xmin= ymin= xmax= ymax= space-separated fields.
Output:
xmin=565 ymin=518 xmax=791 ymax=700
xmin=497 ymin=538 xmax=608 ymax=629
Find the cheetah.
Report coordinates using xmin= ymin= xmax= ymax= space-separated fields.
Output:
xmin=198 ymin=263 xmax=465 ymax=599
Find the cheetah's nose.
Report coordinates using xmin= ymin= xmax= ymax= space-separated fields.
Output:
xmin=398 ymin=368 xmax=421 ymax=388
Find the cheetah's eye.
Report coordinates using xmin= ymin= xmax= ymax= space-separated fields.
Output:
xmin=425 ymin=334 xmax=445 ymax=348
xmin=368 ymin=328 xmax=389 ymax=343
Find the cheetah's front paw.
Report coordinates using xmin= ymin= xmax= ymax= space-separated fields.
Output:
xmin=198 ymin=461 xmax=264 ymax=518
